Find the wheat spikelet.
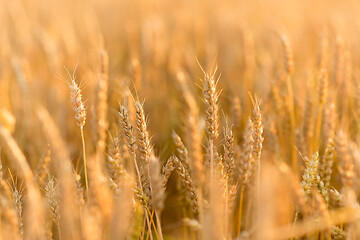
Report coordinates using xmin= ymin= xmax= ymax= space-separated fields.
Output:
xmin=45 ymin=176 xmax=60 ymax=225
xmin=172 ymin=131 xmax=190 ymax=173
xmin=174 ymin=156 xmax=198 ymax=215
xmin=161 ymin=155 xmax=176 ymax=188
xmin=119 ymin=104 xmax=137 ymax=157
xmin=134 ymin=101 xmax=152 ymax=196
xmin=223 ymin=124 xmax=234 ymax=177
xmin=203 ymin=68 xmax=220 ymax=141
xmin=238 ymin=118 xmax=255 ymax=186
xmin=69 ymin=74 xmax=86 ymax=128
xmin=135 ymin=101 xmax=151 ymax=165
xmin=106 ymin=150 xmax=126 ymax=186
xmin=300 ymin=152 xmax=319 ymax=197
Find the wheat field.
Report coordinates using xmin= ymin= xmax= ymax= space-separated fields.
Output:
xmin=1 ymin=0 xmax=360 ymax=239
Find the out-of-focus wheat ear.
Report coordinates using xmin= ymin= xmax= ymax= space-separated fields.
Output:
xmin=74 ymin=172 xmax=85 ymax=207
xmin=333 ymin=34 xmax=344 ymax=86
xmin=174 ymin=156 xmax=199 ymax=215
xmin=312 ymin=190 xmax=331 ymax=237
xmin=109 ymin=170 xmax=137 ymax=240
xmin=10 ymin=182 xmax=23 ymax=237
xmin=318 ymin=33 xmax=329 ymax=69
xmin=328 ymin=188 xmax=345 ymax=209
xmin=161 ymin=155 xmax=176 ymax=188
xmin=68 ymin=68 xmax=88 ymax=192
xmin=280 ymin=34 xmax=294 ymax=75
xmin=238 ymin=118 xmax=255 ymax=186
xmin=124 ymin=89 xmax=137 ymax=126
xmin=342 ymin=50 xmax=351 ymax=95
xmin=37 ymin=107 xmax=83 ymax=239
xmin=335 ymin=130 xmax=356 ymax=203
xmin=90 ymin=155 xmax=114 ymax=214
xmin=254 ymin=162 xmax=294 ymax=240
xmin=322 ymin=102 xmax=336 ymax=146
xmin=356 ymin=85 xmax=360 ymax=121
xmin=0 ymin=159 xmax=20 ymax=240
xmin=94 ymin=49 xmax=109 ymax=161
xmin=0 ymin=125 xmax=33 ymax=182
xmin=300 ymin=152 xmax=319 ymax=198
xmin=109 ymin=173 xmax=136 ymax=240
xmin=149 ymin=155 xmax=165 ymax=240
xmin=106 ymin=161 xmax=126 ymax=196
xmin=35 ymin=145 xmax=51 ymax=183
xmin=84 ymin=155 xmax=113 ymax=240
xmin=319 ymin=139 xmax=334 ymax=188
xmin=331 ymin=226 xmax=347 ymax=239
xmin=251 ymin=98 xmax=264 ymax=186
xmin=172 ymin=131 xmax=190 ymax=173
xmin=0 ymin=189 xmax=20 ymax=239
xmin=231 ymin=96 xmax=242 ymax=132
xmin=314 ymin=68 xmax=328 ymax=149
xmin=107 ymin=134 xmax=124 ymax=171
xmin=176 ymin=71 xmax=204 ymax=188
xmin=0 ymin=125 xmax=46 ymax=239
xmin=318 ymin=68 xmax=328 ymax=107
xmin=186 ymin=99 xmax=204 ymax=189
xmin=303 ymin=96 xmax=313 ymax=155
xmin=285 ymin=165 xmax=309 ymax=216
xmin=106 ymin=133 xmax=126 ymax=186
xmin=279 ymin=34 xmax=296 ymax=169
xmin=45 ymin=176 xmax=60 ymax=228
xmin=223 ymin=123 xmax=234 ymax=178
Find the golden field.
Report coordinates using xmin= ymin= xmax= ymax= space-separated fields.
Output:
xmin=0 ymin=0 xmax=360 ymax=239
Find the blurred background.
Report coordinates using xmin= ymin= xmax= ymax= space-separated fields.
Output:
xmin=1 ymin=0 xmax=360 ymax=238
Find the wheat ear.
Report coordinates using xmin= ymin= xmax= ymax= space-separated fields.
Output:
xmin=68 ymin=69 xmax=88 ymax=192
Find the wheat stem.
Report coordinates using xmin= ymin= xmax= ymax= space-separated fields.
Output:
xmin=237 ymin=186 xmax=245 ymax=236
xmin=80 ymin=126 xmax=88 ymax=192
